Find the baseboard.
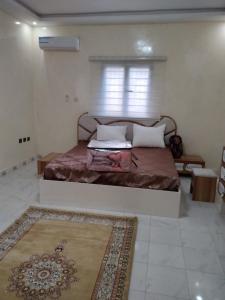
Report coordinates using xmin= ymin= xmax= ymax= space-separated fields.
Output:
xmin=0 ymin=155 xmax=39 ymax=177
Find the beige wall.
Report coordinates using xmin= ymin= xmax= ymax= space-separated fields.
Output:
xmin=33 ymin=23 xmax=225 ymax=170
xmin=0 ymin=10 xmax=36 ymax=170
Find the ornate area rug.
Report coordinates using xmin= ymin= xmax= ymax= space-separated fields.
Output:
xmin=0 ymin=207 xmax=137 ymax=300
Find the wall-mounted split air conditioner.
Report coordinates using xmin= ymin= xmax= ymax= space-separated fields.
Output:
xmin=39 ymin=36 xmax=80 ymax=51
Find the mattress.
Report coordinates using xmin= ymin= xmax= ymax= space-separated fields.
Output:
xmin=44 ymin=142 xmax=180 ymax=191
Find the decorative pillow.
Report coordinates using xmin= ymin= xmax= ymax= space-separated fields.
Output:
xmin=97 ymin=125 xmax=127 ymax=142
xmin=133 ymin=124 xmax=166 ymax=148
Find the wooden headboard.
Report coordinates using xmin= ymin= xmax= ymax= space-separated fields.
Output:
xmin=77 ymin=112 xmax=177 ymax=145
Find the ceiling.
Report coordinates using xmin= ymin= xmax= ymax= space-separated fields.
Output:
xmin=0 ymin=0 xmax=225 ymax=25
xmin=15 ymin=0 xmax=225 ymax=15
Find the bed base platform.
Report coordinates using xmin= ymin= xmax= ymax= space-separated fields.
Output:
xmin=40 ymin=179 xmax=181 ymax=218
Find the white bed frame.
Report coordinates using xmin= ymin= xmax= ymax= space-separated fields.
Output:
xmin=40 ymin=113 xmax=182 ymax=218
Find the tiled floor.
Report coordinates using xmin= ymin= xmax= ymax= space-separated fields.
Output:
xmin=0 ymin=161 xmax=225 ymax=300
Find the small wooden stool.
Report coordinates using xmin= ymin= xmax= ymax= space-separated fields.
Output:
xmin=191 ymin=168 xmax=217 ymax=202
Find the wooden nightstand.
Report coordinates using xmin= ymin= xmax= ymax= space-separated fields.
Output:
xmin=174 ymin=155 xmax=205 ymax=175
xmin=191 ymin=168 xmax=217 ymax=202
xmin=37 ymin=152 xmax=61 ymax=175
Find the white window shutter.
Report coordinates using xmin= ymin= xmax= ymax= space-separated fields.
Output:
xmin=89 ymin=60 xmax=165 ymax=119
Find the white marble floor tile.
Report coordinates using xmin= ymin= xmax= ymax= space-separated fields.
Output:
xmin=130 ymin=262 xmax=148 ymax=292
xmin=137 ymin=214 xmax=151 ymax=226
xmin=219 ymin=255 xmax=225 ymax=274
xmin=186 ymin=206 xmax=217 ymax=222
xmin=0 ymin=196 xmax=28 ymax=215
xmin=149 ymin=244 xmax=185 ymax=269
xmin=212 ymin=233 xmax=225 ymax=256
xmin=137 ymin=224 xmax=150 ymax=241
xmin=207 ymin=214 xmax=225 ymax=235
xmin=151 ymin=217 xmax=180 ymax=230
xmin=181 ymin=230 xmax=215 ymax=250
xmin=150 ymin=226 xmax=181 ymax=246
xmin=187 ymin=270 xmax=225 ymax=300
xmin=179 ymin=217 xmax=209 ymax=233
xmin=0 ymin=203 xmax=30 ymax=232
xmin=146 ymin=265 xmax=190 ymax=299
xmin=145 ymin=293 xmax=190 ymax=300
xmin=183 ymin=247 xmax=224 ymax=275
xmin=180 ymin=177 xmax=191 ymax=194
xmin=129 ymin=289 xmax=146 ymax=300
xmin=134 ymin=241 xmax=150 ymax=263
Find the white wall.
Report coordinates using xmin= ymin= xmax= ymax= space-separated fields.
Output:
xmin=32 ymin=23 xmax=225 ymax=170
xmin=0 ymin=10 xmax=36 ymax=170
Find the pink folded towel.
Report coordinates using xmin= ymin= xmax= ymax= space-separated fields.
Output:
xmin=87 ymin=149 xmax=132 ymax=172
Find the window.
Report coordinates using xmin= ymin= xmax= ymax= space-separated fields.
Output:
xmin=89 ymin=59 xmax=165 ymax=119
xmin=102 ymin=65 xmax=151 ymax=118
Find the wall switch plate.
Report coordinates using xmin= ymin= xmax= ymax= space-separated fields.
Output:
xmin=19 ymin=138 xmax=22 ymax=143
xmin=23 ymin=138 xmax=26 ymax=142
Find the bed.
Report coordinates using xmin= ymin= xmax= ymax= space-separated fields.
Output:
xmin=44 ymin=143 xmax=179 ymax=191
xmin=40 ymin=113 xmax=181 ymax=218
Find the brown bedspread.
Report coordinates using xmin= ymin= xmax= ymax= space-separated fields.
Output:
xmin=44 ymin=142 xmax=180 ymax=191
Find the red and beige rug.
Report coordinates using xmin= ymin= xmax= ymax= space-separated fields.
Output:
xmin=0 ymin=207 xmax=137 ymax=300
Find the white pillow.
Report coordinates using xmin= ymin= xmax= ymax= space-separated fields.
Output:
xmin=97 ymin=125 xmax=127 ymax=142
xmin=133 ymin=124 xmax=166 ymax=148
xmin=88 ymin=139 xmax=132 ymax=149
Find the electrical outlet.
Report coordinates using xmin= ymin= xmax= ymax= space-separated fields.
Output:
xmin=19 ymin=138 xmax=22 ymax=144
xmin=23 ymin=137 xmax=26 ymax=142
xmin=27 ymin=137 xmax=30 ymax=142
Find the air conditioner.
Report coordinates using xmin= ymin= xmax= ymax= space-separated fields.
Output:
xmin=39 ymin=36 xmax=80 ymax=51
